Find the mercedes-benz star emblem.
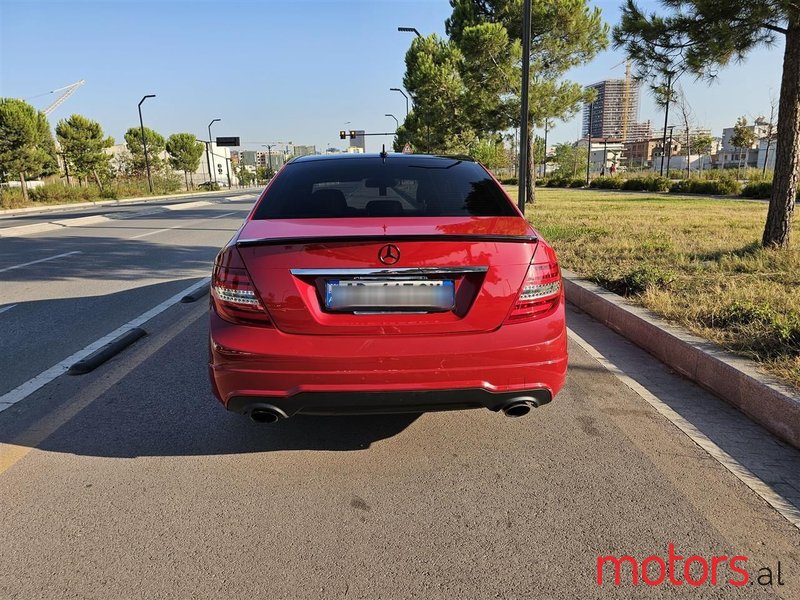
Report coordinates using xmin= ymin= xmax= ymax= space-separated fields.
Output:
xmin=378 ymin=244 xmax=400 ymax=265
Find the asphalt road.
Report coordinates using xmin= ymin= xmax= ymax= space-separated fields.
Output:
xmin=0 ymin=194 xmax=799 ymax=599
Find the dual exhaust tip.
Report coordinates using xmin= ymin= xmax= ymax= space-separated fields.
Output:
xmin=248 ymin=397 xmax=539 ymax=423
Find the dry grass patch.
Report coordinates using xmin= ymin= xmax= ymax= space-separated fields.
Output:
xmin=510 ymin=186 xmax=800 ymax=390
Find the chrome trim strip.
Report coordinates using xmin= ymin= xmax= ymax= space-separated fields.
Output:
xmin=290 ymin=267 xmax=488 ymax=276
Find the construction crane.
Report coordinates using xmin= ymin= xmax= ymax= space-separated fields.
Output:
xmin=25 ymin=80 xmax=86 ymax=116
xmin=611 ymin=60 xmax=632 ymax=141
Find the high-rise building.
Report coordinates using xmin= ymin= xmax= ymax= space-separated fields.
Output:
xmin=349 ymin=130 xmax=366 ymax=151
xmin=582 ymin=79 xmax=649 ymax=141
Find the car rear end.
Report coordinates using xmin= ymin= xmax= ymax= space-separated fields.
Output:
xmin=208 ymin=154 xmax=567 ymax=422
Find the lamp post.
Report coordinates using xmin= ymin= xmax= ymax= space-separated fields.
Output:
xmin=603 ymin=137 xmax=609 ymax=176
xmin=398 ymin=26 xmax=422 ymax=38
xmin=390 ymin=88 xmax=409 ymax=117
xmin=542 ymin=118 xmax=550 ymax=178
xmin=586 ymin=101 xmax=594 ymax=185
xmin=261 ymin=144 xmax=274 ymax=175
xmin=138 ymin=94 xmax=156 ymax=194
xmin=385 ymin=113 xmax=399 ymax=129
xmin=517 ymin=0 xmax=531 ymax=210
xmin=208 ymin=118 xmax=221 ymax=185
xmin=659 ymin=72 xmax=674 ymax=177
xmin=666 ymin=125 xmax=676 ymax=179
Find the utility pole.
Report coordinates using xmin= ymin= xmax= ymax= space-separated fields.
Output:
xmin=208 ymin=118 xmax=221 ymax=185
xmin=517 ymin=0 xmax=532 ymax=211
xmin=586 ymin=102 xmax=594 ymax=185
xmin=666 ymin=125 xmax=675 ymax=179
xmin=138 ymin=94 xmax=156 ymax=194
xmin=660 ymin=72 xmax=673 ymax=177
xmin=542 ymin=118 xmax=549 ymax=178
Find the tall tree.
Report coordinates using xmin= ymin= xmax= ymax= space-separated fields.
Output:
xmin=393 ymin=35 xmax=476 ymax=154
xmin=446 ymin=0 xmax=609 ymax=203
xmin=692 ymin=132 xmax=714 ymax=171
xmin=552 ymin=142 xmax=589 ymax=178
xmin=166 ymin=133 xmax=204 ymax=191
xmin=55 ymin=114 xmax=113 ymax=190
xmin=614 ymin=0 xmax=799 ymax=248
xmin=0 ymin=99 xmax=57 ymax=201
xmin=730 ymin=116 xmax=757 ymax=178
xmin=124 ymin=126 xmax=166 ymax=175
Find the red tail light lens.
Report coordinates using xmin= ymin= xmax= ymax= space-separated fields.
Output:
xmin=211 ymin=247 xmax=271 ymax=326
xmin=505 ymin=253 xmax=562 ymax=324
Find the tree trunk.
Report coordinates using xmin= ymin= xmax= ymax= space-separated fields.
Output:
xmin=92 ymin=169 xmax=103 ymax=191
xmin=19 ymin=172 xmax=28 ymax=202
xmin=763 ymin=19 xmax=800 ymax=248
xmin=190 ymin=172 xmax=194 ymax=190
xmin=184 ymin=171 xmax=190 ymax=191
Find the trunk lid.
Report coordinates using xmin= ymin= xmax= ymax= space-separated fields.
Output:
xmin=236 ymin=217 xmax=537 ymax=335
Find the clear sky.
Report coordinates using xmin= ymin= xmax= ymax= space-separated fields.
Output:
xmin=0 ymin=0 xmax=785 ymax=153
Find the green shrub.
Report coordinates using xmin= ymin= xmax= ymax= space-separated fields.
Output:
xmin=501 ymin=176 xmax=518 ymax=185
xmin=620 ymin=175 xmax=671 ymax=192
xmin=669 ymin=177 xmax=742 ymax=196
xmin=589 ymin=176 xmax=622 ymax=190
xmin=198 ymin=181 xmax=221 ymax=191
xmin=741 ymin=181 xmax=772 ymax=199
xmin=568 ymin=177 xmax=585 ymax=188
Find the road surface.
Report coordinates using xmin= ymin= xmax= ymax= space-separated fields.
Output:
xmin=1 ymin=192 xmax=798 ymax=599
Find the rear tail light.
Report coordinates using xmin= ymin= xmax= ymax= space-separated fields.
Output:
xmin=211 ymin=247 xmax=271 ymax=326
xmin=505 ymin=248 xmax=562 ymax=324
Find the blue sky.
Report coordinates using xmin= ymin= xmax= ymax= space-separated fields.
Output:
xmin=0 ymin=0 xmax=784 ymax=152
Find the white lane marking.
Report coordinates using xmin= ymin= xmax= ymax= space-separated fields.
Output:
xmin=567 ymin=327 xmax=800 ymax=531
xmin=0 ymin=278 xmax=210 ymax=412
xmin=225 ymin=194 xmax=257 ymax=201
xmin=130 ymin=211 xmax=238 ymax=239
xmin=0 ymin=251 xmax=82 ymax=274
xmin=0 ymin=304 xmax=18 ymax=314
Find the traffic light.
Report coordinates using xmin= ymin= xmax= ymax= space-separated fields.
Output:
xmin=349 ymin=130 xmax=357 ymax=139
xmin=339 ymin=130 xmax=346 ymax=140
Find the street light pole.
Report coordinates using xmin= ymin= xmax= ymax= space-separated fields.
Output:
xmin=138 ymin=94 xmax=156 ymax=194
xmin=385 ymin=113 xmax=399 ymax=129
xmin=666 ymin=125 xmax=675 ymax=179
xmin=517 ymin=0 xmax=531 ymax=211
xmin=586 ymin=102 xmax=594 ymax=185
xmin=660 ymin=72 xmax=673 ymax=177
xmin=390 ymin=88 xmax=409 ymax=117
xmin=398 ymin=26 xmax=422 ymax=38
xmin=261 ymin=144 xmax=274 ymax=175
xmin=542 ymin=118 xmax=549 ymax=178
xmin=208 ymin=118 xmax=221 ymax=185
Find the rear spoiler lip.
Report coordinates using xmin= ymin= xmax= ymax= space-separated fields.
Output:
xmin=236 ymin=234 xmax=538 ymax=247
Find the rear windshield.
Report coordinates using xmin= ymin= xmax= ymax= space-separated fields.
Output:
xmin=252 ymin=157 xmax=516 ymax=219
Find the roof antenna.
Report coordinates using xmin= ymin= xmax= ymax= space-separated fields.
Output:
xmin=380 ymin=143 xmax=387 ymax=162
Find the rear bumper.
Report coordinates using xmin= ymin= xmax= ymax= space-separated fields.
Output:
xmin=227 ymin=388 xmax=552 ymax=418
xmin=208 ymin=304 xmax=567 ymax=417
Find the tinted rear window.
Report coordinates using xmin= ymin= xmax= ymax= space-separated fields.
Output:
xmin=253 ymin=157 xmax=516 ymax=219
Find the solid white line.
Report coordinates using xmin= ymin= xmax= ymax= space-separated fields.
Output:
xmin=0 ymin=251 xmax=82 ymax=274
xmin=210 ymin=211 xmax=238 ymax=219
xmin=567 ymin=327 xmax=800 ymax=531
xmin=0 ymin=304 xmax=17 ymax=314
xmin=0 ymin=278 xmax=210 ymax=411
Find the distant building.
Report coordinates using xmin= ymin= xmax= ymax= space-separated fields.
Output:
xmin=349 ymin=130 xmax=366 ymax=152
xmin=757 ymin=135 xmax=778 ymax=171
xmin=624 ymin=137 xmax=661 ymax=168
xmin=582 ymin=79 xmax=651 ymax=141
xmin=291 ymin=145 xmax=316 ymax=157
xmin=719 ymin=117 xmax=771 ymax=169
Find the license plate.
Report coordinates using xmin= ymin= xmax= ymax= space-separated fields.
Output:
xmin=325 ymin=279 xmax=455 ymax=312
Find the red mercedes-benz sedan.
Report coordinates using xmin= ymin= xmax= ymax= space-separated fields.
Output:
xmin=208 ymin=153 xmax=567 ymax=423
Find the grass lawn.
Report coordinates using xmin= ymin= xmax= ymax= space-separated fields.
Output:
xmin=507 ymin=186 xmax=800 ymax=391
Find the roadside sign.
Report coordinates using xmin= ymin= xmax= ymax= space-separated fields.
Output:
xmin=402 ymin=143 xmax=413 ymax=154
xmin=216 ymin=136 xmax=240 ymax=147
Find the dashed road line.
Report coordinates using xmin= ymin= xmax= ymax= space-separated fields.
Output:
xmin=0 ymin=251 xmax=82 ymax=274
xmin=0 ymin=278 xmax=210 ymax=412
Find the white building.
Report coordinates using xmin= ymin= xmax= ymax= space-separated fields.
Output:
xmin=757 ymin=136 xmax=778 ymax=171
xmin=719 ymin=117 xmax=771 ymax=169
xmin=105 ymin=142 xmax=235 ymax=186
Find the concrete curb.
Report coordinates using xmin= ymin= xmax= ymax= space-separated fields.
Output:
xmin=563 ymin=271 xmax=800 ymax=449
xmin=0 ymin=187 xmax=260 ymax=218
